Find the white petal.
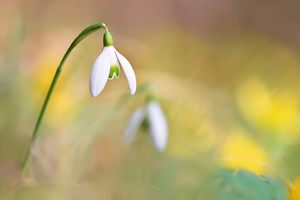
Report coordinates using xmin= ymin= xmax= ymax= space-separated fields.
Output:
xmin=147 ymin=102 xmax=168 ymax=152
xmin=106 ymin=46 xmax=119 ymax=66
xmin=115 ymin=50 xmax=136 ymax=95
xmin=89 ymin=47 xmax=111 ymax=97
xmin=124 ymin=107 xmax=146 ymax=144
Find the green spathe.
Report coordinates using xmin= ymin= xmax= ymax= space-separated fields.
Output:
xmin=103 ymin=32 xmax=113 ymax=46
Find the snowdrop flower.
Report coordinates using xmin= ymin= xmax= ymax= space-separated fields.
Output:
xmin=124 ymin=100 xmax=168 ymax=152
xmin=89 ymin=31 xmax=136 ymax=96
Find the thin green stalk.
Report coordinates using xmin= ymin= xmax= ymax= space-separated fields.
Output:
xmin=21 ymin=23 xmax=108 ymax=172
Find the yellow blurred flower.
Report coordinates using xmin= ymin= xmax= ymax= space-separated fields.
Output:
xmin=32 ymin=54 xmax=77 ymax=127
xmin=289 ymin=179 xmax=300 ymax=200
xmin=236 ymin=78 xmax=300 ymax=136
xmin=221 ymin=132 xmax=268 ymax=174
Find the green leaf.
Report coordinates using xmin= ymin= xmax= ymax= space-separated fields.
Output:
xmin=215 ymin=169 xmax=288 ymax=200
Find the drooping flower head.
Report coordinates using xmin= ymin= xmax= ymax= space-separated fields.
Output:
xmin=89 ymin=30 xmax=136 ymax=97
xmin=124 ymin=99 xmax=168 ymax=152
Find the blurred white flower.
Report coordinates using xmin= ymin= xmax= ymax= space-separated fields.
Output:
xmin=89 ymin=31 xmax=136 ymax=97
xmin=124 ymin=101 xmax=168 ymax=152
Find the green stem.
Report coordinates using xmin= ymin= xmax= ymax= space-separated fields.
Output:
xmin=21 ymin=23 xmax=107 ymax=172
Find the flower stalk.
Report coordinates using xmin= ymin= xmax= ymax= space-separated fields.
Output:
xmin=21 ymin=23 xmax=108 ymax=172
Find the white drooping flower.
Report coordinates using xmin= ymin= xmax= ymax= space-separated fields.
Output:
xmin=124 ymin=100 xmax=168 ymax=152
xmin=89 ymin=31 xmax=136 ymax=97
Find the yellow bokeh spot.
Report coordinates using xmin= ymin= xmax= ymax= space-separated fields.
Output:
xmin=32 ymin=55 xmax=76 ymax=127
xmin=236 ymin=78 xmax=300 ymax=135
xmin=289 ymin=179 xmax=300 ymax=200
xmin=221 ymin=132 xmax=268 ymax=174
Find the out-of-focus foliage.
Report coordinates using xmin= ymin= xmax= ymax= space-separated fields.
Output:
xmin=216 ymin=169 xmax=288 ymax=200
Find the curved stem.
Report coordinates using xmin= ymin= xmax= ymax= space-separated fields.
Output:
xmin=21 ymin=23 xmax=107 ymax=172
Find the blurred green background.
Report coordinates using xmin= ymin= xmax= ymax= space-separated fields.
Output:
xmin=1 ymin=0 xmax=300 ymax=199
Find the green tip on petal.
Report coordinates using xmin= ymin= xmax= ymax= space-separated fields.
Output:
xmin=109 ymin=65 xmax=120 ymax=79
xmin=146 ymin=95 xmax=156 ymax=102
xmin=103 ymin=32 xmax=113 ymax=46
xmin=141 ymin=118 xmax=150 ymax=130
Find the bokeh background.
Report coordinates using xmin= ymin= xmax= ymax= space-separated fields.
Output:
xmin=1 ymin=0 xmax=300 ymax=199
